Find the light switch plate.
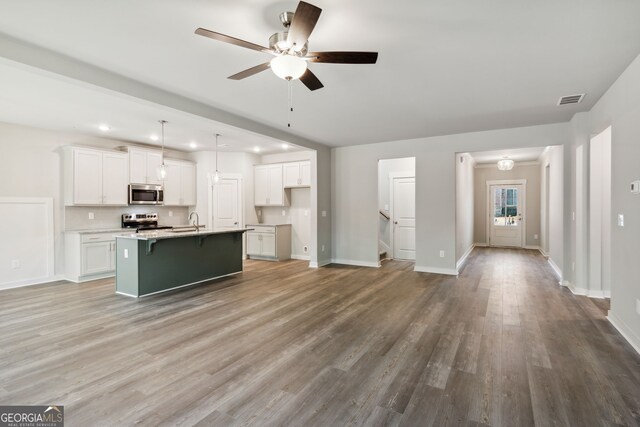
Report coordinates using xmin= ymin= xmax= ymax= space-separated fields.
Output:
xmin=88 ymin=212 xmax=94 ymax=220
xmin=618 ymin=214 xmax=624 ymax=227
xmin=321 ymin=211 xmax=327 ymax=217
xmin=439 ymin=250 xmax=445 ymax=258
xmin=631 ymin=180 xmax=640 ymax=194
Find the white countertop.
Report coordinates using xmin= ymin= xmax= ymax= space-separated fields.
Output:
xmin=115 ymin=228 xmax=252 ymax=241
xmin=66 ymin=228 xmax=130 ymax=234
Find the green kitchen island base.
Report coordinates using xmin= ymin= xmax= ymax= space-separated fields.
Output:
xmin=115 ymin=229 xmax=249 ymax=297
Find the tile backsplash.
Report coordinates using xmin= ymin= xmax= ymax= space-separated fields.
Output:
xmin=65 ymin=206 xmax=190 ymax=230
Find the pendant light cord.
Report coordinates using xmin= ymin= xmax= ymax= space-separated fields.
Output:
xmin=159 ymin=120 xmax=167 ymax=166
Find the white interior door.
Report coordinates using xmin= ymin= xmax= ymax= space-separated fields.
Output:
xmin=213 ymin=178 xmax=241 ymax=229
xmin=489 ymin=184 xmax=524 ymax=247
xmin=392 ymin=177 xmax=416 ymax=260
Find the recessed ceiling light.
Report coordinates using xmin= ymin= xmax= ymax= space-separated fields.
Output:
xmin=189 ymin=141 xmax=198 ymax=149
xmin=150 ymin=134 xmax=159 ymax=141
xmin=98 ymin=124 xmax=110 ymax=132
xmin=253 ymin=147 xmax=261 ymax=153
xmin=281 ymin=143 xmax=289 ymax=150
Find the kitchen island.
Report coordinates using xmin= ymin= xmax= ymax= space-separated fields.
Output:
xmin=115 ymin=228 xmax=250 ymax=297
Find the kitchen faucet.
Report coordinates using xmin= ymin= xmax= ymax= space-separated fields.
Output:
xmin=189 ymin=211 xmax=201 ymax=231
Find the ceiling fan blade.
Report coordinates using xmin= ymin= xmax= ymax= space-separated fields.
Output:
xmin=195 ymin=28 xmax=273 ymax=53
xmin=308 ymin=51 xmax=378 ymax=64
xmin=299 ymin=69 xmax=324 ymax=91
xmin=287 ymin=2 xmax=322 ymax=51
xmin=228 ymin=63 xmax=271 ymax=80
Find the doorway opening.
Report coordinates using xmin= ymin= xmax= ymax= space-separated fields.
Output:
xmin=487 ymin=181 xmax=526 ymax=248
xmin=378 ymin=157 xmax=416 ymax=264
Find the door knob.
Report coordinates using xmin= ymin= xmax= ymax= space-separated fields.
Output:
xmin=234 ymin=222 xmax=238 ymax=225
xmin=394 ymin=221 xmax=398 ymax=224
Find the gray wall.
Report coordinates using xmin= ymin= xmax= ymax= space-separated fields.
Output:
xmin=331 ymin=122 xmax=569 ymax=273
xmin=473 ymin=163 xmax=541 ymax=248
xmin=575 ymin=52 xmax=640 ymax=351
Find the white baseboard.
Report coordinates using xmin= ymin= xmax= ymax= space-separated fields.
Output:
xmin=0 ymin=274 xmax=65 ymax=290
xmin=608 ymin=311 xmax=640 ymax=355
xmin=414 ymin=265 xmax=458 ymax=276
xmin=474 ymin=242 xmax=488 ymax=247
xmin=456 ymin=245 xmax=475 ymax=272
xmin=561 ymin=281 xmax=611 ymax=299
xmin=547 ymin=258 xmax=562 ymax=283
xmin=309 ymin=259 xmax=331 ymax=268
xmin=330 ymin=259 xmax=380 ymax=268
xmin=538 ymin=248 xmax=549 ymax=258
xmin=291 ymin=254 xmax=311 ymax=261
xmin=523 ymin=245 xmax=540 ymax=250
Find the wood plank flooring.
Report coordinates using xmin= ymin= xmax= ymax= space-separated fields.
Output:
xmin=1 ymin=247 xmax=639 ymax=426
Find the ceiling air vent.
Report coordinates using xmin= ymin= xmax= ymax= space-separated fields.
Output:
xmin=557 ymin=94 xmax=585 ymax=106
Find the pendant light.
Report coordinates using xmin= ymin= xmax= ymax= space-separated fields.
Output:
xmin=157 ymin=120 xmax=168 ymax=180
xmin=213 ymin=133 xmax=221 ymax=183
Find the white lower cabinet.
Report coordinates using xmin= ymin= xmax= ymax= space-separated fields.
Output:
xmin=66 ymin=231 xmax=122 ymax=282
xmin=246 ymin=224 xmax=291 ymax=261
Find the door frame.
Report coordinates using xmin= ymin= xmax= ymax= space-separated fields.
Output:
xmin=486 ymin=179 xmax=527 ymax=248
xmin=208 ymin=173 xmax=244 ymax=231
xmin=389 ymin=172 xmax=415 ymax=260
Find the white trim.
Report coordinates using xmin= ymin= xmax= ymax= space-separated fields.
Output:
xmin=0 ymin=274 xmax=65 ymax=291
xmin=291 ymin=254 xmax=311 ymax=261
xmin=414 ymin=265 xmax=458 ymax=276
xmin=65 ymin=271 xmax=114 ymax=284
xmin=473 ymin=242 xmax=488 ymax=247
xmin=0 ymin=197 xmax=56 ymax=289
xmin=523 ymin=245 xmax=540 ymax=250
xmin=547 ymin=258 xmax=562 ymax=282
xmin=607 ymin=312 xmax=640 ymax=355
xmin=538 ymin=247 xmax=549 ymax=258
xmin=486 ymin=180 xmax=527 ymax=248
xmin=474 ymin=161 xmax=541 ymax=169
xmin=456 ymin=245 xmax=475 ymax=272
xmin=309 ymin=259 xmax=331 ymax=268
xmin=561 ymin=280 xmax=611 ymax=299
xmin=331 ymin=259 xmax=380 ymax=268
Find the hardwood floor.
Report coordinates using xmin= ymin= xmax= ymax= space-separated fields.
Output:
xmin=1 ymin=247 xmax=639 ymax=426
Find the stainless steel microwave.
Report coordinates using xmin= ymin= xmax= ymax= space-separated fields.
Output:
xmin=128 ymin=184 xmax=164 ymax=205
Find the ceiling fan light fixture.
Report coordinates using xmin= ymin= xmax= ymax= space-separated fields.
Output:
xmin=270 ymin=55 xmax=307 ymax=80
xmin=497 ymin=158 xmax=515 ymax=171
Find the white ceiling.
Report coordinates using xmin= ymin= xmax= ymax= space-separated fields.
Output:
xmin=469 ymin=146 xmax=547 ymax=164
xmin=0 ymin=0 xmax=639 ymax=147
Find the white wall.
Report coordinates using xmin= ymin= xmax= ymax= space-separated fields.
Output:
xmin=456 ymin=153 xmax=474 ymax=267
xmin=576 ymin=52 xmax=640 ymax=352
xmin=473 ymin=162 xmax=541 ymax=248
xmin=331 ymin=122 xmax=569 ymax=274
xmin=539 ymin=145 xmax=564 ymax=277
xmin=190 ymin=150 xmax=260 ymax=229
xmin=0 ymin=121 xmax=189 ymax=280
xmin=378 ymin=157 xmax=415 ymax=252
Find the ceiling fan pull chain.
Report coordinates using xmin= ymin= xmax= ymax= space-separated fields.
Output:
xmin=287 ymin=78 xmax=293 ymax=127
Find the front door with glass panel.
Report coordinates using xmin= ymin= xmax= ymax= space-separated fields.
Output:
xmin=490 ymin=184 xmax=523 ymax=247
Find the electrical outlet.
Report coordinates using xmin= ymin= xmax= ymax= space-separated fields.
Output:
xmin=303 ymin=245 xmax=308 ymax=253
xmin=439 ymin=250 xmax=445 ymax=258
xmin=384 ymin=204 xmax=389 ymax=211
xmin=282 ymin=210 xmax=286 ymax=216
xmin=124 ymin=249 xmax=129 ymax=259
xmin=11 ymin=259 xmax=20 ymax=269
xmin=321 ymin=245 xmax=325 ymax=252
xmin=618 ymin=214 xmax=624 ymax=227
xmin=169 ymin=211 xmax=173 ymax=217
xmin=322 ymin=210 xmax=327 ymax=217
xmin=534 ymin=234 xmax=539 ymax=240
xmin=88 ymin=212 xmax=95 ymax=220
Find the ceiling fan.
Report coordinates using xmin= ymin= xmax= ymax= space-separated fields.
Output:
xmin=195 ymin=1 xmax=378 ymax=91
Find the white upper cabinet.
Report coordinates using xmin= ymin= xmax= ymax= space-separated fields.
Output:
xmin=102 ymin=152 xmax=128 ymax=205
xmin=163 ymin=159 xmax=196 ymax=206
xmin=283 ymin=161 xmax=311 ymax=187
xmin=254 ymin=164 xmax=288 ymax=206
xmin=128 ymin=147 xmax=163 ymax=184
xmin=64 ymin=147 xmax=128 ymax=206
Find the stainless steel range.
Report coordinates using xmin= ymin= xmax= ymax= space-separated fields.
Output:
xmin=121 ymin=213 xmax=172 ymax=233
